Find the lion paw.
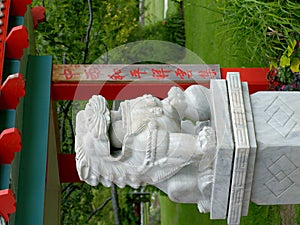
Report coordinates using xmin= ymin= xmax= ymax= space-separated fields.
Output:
xmin=198 ymin=126 xmax=216 ymax=154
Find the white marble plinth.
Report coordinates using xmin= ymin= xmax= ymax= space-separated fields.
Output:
xmin=210 ymin=74 xmax=300 ymax=225
xmin=210 ymin=79 xmax=234 ymax=219
xmin=226 ymin=73 xmax=251 ymax=225
xmin=251 ymin=92 xmax=300 ymax=205
xmin=241 ymin=82 xmax=257 ymax=216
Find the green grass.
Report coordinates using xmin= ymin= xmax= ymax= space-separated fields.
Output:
xmin=160 ymin=196 xmax=282 ymax=225
xmin=159 ymin=195 xmax=227 ymax=225
xmin=184 ymin=0 xmax=263 ymax=67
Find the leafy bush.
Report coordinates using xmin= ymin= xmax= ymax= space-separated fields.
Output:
xmin=267 ymin=40 xmax=300 ymax=90
xmin=142 ymin=13 xmax=185 ymax=47
xmin=163 ymin=14 xmax=186 ymax=47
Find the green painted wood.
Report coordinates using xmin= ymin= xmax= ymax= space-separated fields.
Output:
xmin=22 ymin=6 xmax=36 ymax=56
xmin=8 ymin=16 xmax=24 ymax=32
xmin=0 ymin=164 xmax=10 ymax=189
xmin=43 ymin=104 xmax=61 ymax=225
xmin=9 ymin=7 xmax=36 ymax=225
xmin=0 ymin=110 xmax=16 ymax=130
xmin=3 ymin=60 xmax=20 ymax=81
xmin=0 ymin=109 xmax=15 ymax=190
xmin=15 ymin=55 xmax=52 ymax=225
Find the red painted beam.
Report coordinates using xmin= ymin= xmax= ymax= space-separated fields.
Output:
xmin=10 ymin=0 xmax=32 ymax=16
xmin=220 ymin=68 xmax=269 ymax=93
xmin=51 ymin=82 xmax=210 ymax=101
xmin=58 ymin=154 xmax=82 ymax=183
xmin=51 ymin=68 xmax=269 ymax=101
xmin=0 ymin=0 xmax=11 ymax=82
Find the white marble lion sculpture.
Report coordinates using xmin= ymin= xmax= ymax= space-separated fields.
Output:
xmin=75 ymin=85 xmax=216 ymax=213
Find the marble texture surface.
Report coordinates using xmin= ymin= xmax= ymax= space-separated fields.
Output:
xmin=210 ymin=79 xmax=234 ymax=219
xmin=226 ymin=73 xmax=250 ymax=225
xmin=75 ymin=86 xmax=217 ymax=213
xmin=251 ymin=92 xmax=300 ymax=204
xmin=241 ymin=82 xmax=257 ymax=216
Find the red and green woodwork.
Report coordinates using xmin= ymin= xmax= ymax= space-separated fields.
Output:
xmin=0 ymin=0 xmax=30 ymax=223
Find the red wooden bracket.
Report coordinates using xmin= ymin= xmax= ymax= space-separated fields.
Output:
xmin=5 ymin=25 xmax=29 ymax=60
xmin=0 ymin=189 xmax=16 ymax=221
xmin=31 ymin=6 xmax=45 ymax=29
xmin=0 ymin=73 xmax=25 ymax=109
xmin=220 ymin=68 xmax=269 ymax=93
xmin=0 ymin=128 xmax=21 ymax=164
xmin=10 ymin=0 xmax=32 ymax=16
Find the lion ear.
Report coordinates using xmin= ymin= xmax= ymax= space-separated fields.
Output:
xmin=85 ymin=111 xmax=106 ymax=139
xmin=84 ymin=95 xmax=111 ymax=140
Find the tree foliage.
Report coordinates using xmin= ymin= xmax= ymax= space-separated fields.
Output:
xmin=32 ymin=0 xmax=140 ymax=64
